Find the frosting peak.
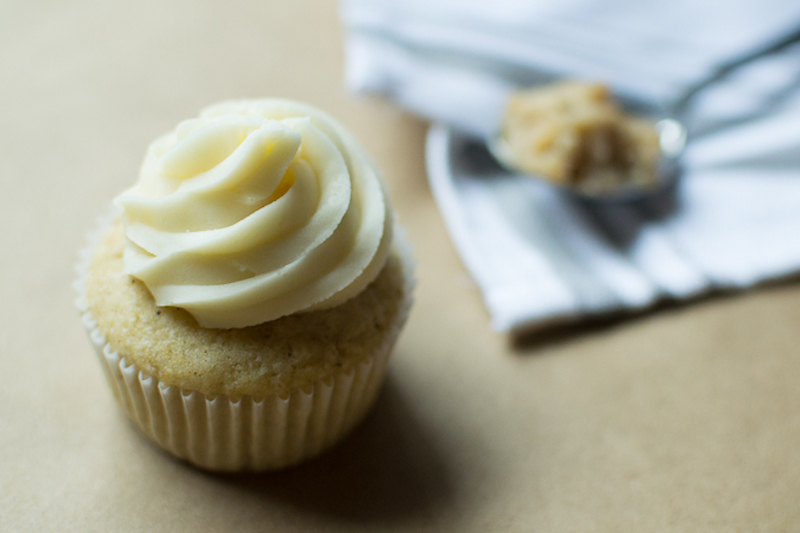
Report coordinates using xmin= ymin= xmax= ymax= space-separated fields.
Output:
xmin=116 ymin=99 xmax=393 ymax=328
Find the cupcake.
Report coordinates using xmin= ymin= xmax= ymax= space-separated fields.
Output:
xmin=76 ymin=99 xmax=415 ymax=471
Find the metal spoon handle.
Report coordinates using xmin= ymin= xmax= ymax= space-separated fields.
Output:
xmin=671 ymin=26 xmax=800 ymax=120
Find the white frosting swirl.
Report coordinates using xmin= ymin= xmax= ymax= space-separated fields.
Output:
xmin=115 ymin=99 xmax=393 ymax=329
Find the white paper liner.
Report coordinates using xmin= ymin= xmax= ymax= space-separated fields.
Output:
xmin=75 ymin=211 xmax=415 ymax=471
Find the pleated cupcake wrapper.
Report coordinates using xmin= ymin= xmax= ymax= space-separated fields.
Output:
xmin=75 ymin=210 xmax=416 ymax=471
xmin=80 ymin=310 xmax=392 ymax=470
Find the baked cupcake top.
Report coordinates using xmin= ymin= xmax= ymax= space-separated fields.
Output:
xmin=86 ymin=219 xmax=409 ymax=399
xmin=115 ymin=99 xmax=393 ymax=329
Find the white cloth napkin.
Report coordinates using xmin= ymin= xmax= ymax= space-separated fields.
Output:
xmin=342 ymin=0 xmax=800 ymax=333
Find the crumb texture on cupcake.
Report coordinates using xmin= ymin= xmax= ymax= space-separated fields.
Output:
xmin=86 ymin=219 xmax=409 ymax=400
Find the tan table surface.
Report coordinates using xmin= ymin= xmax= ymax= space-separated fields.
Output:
xmin=3 ymin=1 xmax=800 ymax=531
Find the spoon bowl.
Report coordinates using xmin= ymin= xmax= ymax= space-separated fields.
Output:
xmin=487 ymin=95 xmax=688 ymax=204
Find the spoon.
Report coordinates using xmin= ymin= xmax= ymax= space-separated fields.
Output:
xmin=488 ymin=95 xmax=687 ymax=203
xmin=487 ymin=26 xmax=800 ymax=203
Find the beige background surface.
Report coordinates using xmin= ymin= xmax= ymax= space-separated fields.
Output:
xmin=2 ymin=1 xmax=800 ymax=531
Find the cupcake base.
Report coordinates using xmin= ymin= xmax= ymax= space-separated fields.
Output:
xmin=83 ymin=312 xmax=393 ymax=470
xmin=76 ymin=212 xmax=415 ymax=471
